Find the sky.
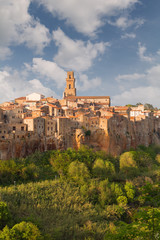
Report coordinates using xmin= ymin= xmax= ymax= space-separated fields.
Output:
xmin=0 ymin=0 xmax=160 ymax=107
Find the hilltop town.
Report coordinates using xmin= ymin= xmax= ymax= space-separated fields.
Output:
xmin=0 ymin=71 xmax=160 ymax=160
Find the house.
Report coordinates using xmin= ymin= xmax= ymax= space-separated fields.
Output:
xmin=26 ymin=93 xmax=45 ymax=101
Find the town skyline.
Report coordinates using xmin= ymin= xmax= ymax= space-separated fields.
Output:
xmin=0 ymin=0 xmax=160 ymax=107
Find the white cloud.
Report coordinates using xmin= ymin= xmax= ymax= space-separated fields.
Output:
xmin=34 ymin=0 xmax=139 ymax=35
xmin=121 ymin=33 xmax=136 ymax=39
xmin=116 ymin=73 xmax=145 ymax=82
xmin=30 ymin=58 xmax=66 ymax=88
xmin=113 ymin=64 xmax=160 ymax=107
xmin=53 ymin=28 xmax=110 ymax=72
xmin=157 ymin=50 xmax=160 ymax=55
xmin=0 ymin=0 xmax=51 ymax=58
xmin=0 ymin=69 xmax=57 ymax=103
xmin=108 ymin=17 xmax=144 ymax=30
xmin=0 ymin=47 xmax=12 ymax=60
xmin=112 ymin=86 xmax=160 ymax=107
xmin=138 ymin=42 xmax=154 ymax=63
xmin=147 ymin=64 xmax=160 ymax=86
xmin=76 ymin=74 xmax=102 ymax=91
xmin=17 ymin=19 xmax=51 ymax=54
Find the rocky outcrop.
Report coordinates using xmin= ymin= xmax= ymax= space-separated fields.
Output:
xmin=74 ymin=116 xmax=160 ymax=156
xmin=86 ymin=116 xmax=160 ymax=156
xmin=0 ymin=136 xmax=57 ymax=160
xmin=1 ymin=115 xmax=160 ymax=159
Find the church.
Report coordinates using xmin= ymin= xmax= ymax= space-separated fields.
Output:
xmin=63 ymin=71 xmax=110 ymax=107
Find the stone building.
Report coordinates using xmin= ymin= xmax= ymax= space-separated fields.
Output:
xmin=43 ymin=117 xmax=57 ymax=136
xmin=0 ymin=108 xmax=3 ymax=122
xmin=24 ymin=117 xmax=45 ymax=136
xmin=26 ymin=93 xmax=45 ymax=101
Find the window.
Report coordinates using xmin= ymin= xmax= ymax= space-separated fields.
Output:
xmin=69 ymin=75 xmax=71 ymax=79
xmin=21 ymin=126 xmax=24 ymax=131
xmin=69 ymin=84 xmax=71 ymax=89
xmin=13 ymin=126 xmax=16 ymax=130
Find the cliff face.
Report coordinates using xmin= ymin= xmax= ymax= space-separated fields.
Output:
xmin=78 ymin=116 xmax=160 ymax=156
xmin=1 ymin=116 xmax=160 ymax=160
xmin=0 ymin=136 xmax=57 ymax=160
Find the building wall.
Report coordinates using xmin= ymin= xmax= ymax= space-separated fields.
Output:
xmin=44 ymin=118 xmax=57 ymax=136
xmin=0 ymin=108 xmax=3 ymax=122
xmin=26 ymin=93 xmax=44 ymax=101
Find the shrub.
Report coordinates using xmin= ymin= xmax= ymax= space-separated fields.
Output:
xmin=0 ymin=202 xmax=11 ymax=229
xmin=119 ymin=152 xmax=137 ymax=170
xmin=0 ymin=221 xmax=42 ymax=240
xmin=117 ymin=196 xmax=128 ymax=207
xmin=92 ymin=158 xmax=107 ymax=178
xmin=68 ymin=161 xmax=90 ymax=183
xmin=124 ymin=182 xmax=135 ymax=201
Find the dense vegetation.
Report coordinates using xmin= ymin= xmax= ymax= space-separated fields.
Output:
xmin=1 ymin=145 xmax=160 ymax=239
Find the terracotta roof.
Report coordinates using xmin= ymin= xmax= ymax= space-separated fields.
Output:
xmin=15 ymin=97 xmax=26 ymax=100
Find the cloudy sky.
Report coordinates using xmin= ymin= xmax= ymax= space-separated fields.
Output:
xmin=0 ymin=0 xmax=160 ymax=107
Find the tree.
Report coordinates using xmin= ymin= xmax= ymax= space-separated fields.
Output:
xmin=124 ymin=182 xmax=135 ymax=201
xmin=0 ymin=221 xmax=42 ymax=240
xmin=0 ymin=202 xmax=11 ymax=230
xmin=144 ymin=103 xmax=154 ymax=110
xmin=119 ymin=152 xmax=137 ymax=170
xmin=92 ymin=158 xmax=107 ymax=178
xmin=68 ymin=160 xmax=90 ymax=183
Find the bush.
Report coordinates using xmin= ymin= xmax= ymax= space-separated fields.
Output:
xmin=117 ymin=196 xmax=128 ymax=207
xmin=92 ymin=158 xmax=107 ymax=179
xmin=119 ymin=152 xmax=137 ymax=170
xmin=0 ymin=202 xmax=11 ymax=229
xmin=124 ymin=182 xmax=135 ymax=201
xmin=68 ymin=161 xmax=90 ymax=184
xmin=0 ymin=221 xmax=42 ymax=240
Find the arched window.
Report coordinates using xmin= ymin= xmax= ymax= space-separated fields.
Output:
xmin=69 ymin=84 xmax=71 ymax=89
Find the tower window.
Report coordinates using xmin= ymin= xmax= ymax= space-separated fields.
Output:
xmin=69 ymin=75 xmax=71 ymax=79
xmin=69 ymin=84 xmax=71 ymax=89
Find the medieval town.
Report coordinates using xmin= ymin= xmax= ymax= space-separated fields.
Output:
xmin=0 ymin=71 xmax=160 ymax=160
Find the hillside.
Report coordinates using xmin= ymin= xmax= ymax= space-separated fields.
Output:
xmin=1 ymin=146 xmax=160 ymax=239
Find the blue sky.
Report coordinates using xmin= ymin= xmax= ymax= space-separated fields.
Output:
xmin=0 ymin=0 xmax=160 ymax=107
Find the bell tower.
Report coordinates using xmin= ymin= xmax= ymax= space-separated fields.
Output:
xmin=63 ymin=71 xmax=76 ymax=98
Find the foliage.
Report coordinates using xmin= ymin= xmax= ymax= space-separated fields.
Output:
xmin=0 ymin=221 xmax=42 ymax=240
xmin=120 ymin=151 xmax=137 ymax=169
xmin=0 ymin=202 xmax=11 ymax=230
xmin=0 ymin=145 xmax=160 ymax=239
xmin=68 ymin=161 xmax=90 ymax=183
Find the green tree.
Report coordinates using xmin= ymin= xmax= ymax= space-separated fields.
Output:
xmin=68 ymin=161 xmax=90 ymax=183
xmin=1 ymin=221 xmax=42 ymax=240
xmin=120 ymin=152 xmax=137 ymax=170
xmin=0 ymin=202 xmax=11 ymax=230
xmin=124 ymin=182 xmax=135 ymax=201
xmin=92 ymin=158 xmax=107 ymax=178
